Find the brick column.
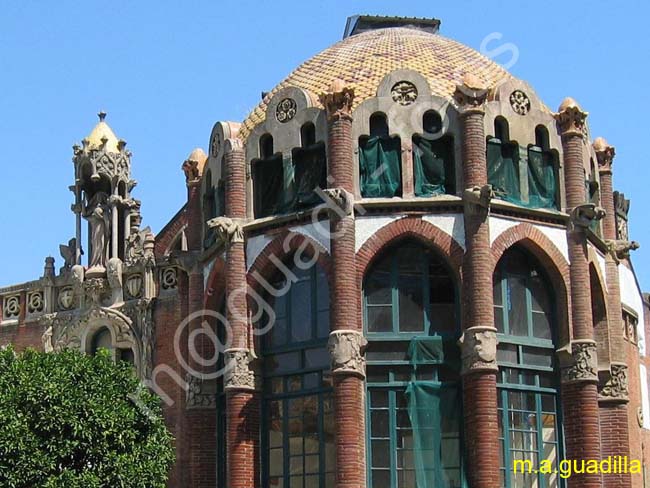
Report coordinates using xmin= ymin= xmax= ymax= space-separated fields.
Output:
xmin=208 ymin=139 xmax=259 ymax=488
xmin=594 ymin=137 xmax=632 ymax=488
xmin=319 ymin=80 xmax=366 ymax=488
xmin=454 ymin=74 xmax=500 ymax=488
xmin=556 ymin=98 xmax=603 ymax=487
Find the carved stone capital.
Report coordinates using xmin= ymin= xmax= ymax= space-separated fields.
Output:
xmin=593 ymin=137 xmax=615 ymax=174
xmin=224 ymin=348 xmax=256 ymax=391
xmin=319 ymin=79 xmax=355 ymax=122
xmin=555 ymin=98 xmax=588 ymax=137
xmin=454 ymin=74 xmax=488 ymax=114
xmin=321 ymin=187 xmax=354 ymax=217
xmin=207 ymin=217 xmax=244 ymax=247
xmin=598 ymin=363 xmax=629 ymax=403
xmin=185 ymin=373 xmax=217 ymax=409
xmin=568 ymin=203 xmax=605 ymax=233
xmin=459 ymin=326 xmax=498 ymax=374
xmin=558 ymin=340 xmax=598 ymax=384
xmin=328 ymin=330 xmax=368 ymax=378
xmin=463 ymin=184 xmax=494 ymax=216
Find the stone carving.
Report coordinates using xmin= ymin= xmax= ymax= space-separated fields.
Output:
xmin=182 ymin=159 xmax=200 ymax=182
xmin=59 ymin=237 xmax=81 ymax=272
xmin=224 ymin=348 xmax=256 ymax=390
xmin=319 ymin=79 xmax=355 ymax=122
xmin=328 ymin=330 xmax=368 ymax=377
xmin=599 ymin=363 xmax=629 ymax=401
xmin=638 ymin=407 xmax=644 ymax=428
xmin=27 ymin=291 xmax=44 ymax=314
xmin=275 ymin=98 xmax=297 ymax=123
xmin=569 ymin=203 xmax=605 ymax=232
xmin=3 ymin=295 xmax=20 ymax=320
xmin=594 ymin=137 xmax=615 ymax=173
xmin=125 ymin=274 xmax=143 ymax=299
xmin=122 ymin=298 xmax=155 ymax=379
xmin=210 ymin=131 xmax=221 ymax=157
xmin=125 ymin=229 xmax=145 ymax=266
xmin=560 ymin=340 xmax=598 ymax=383
xmin=454 ymin=73 xmax=488 ymax=111
xmin=207 ymin=217 xmax=244 ymax=247
xmin=42 ymin=325 xmax=54 ymax=353
xmin=605 ymin=239 xmax=640 ymax=261
xmin=107 ymin=257 xmax=124 ymax=306
xmin=391 ymin=81 xmax=418 ymax=105
xmin=459 ymin=326 xmax=498 ymax=373
xmin=161 ymin=267 xmax=178 ymax=291
xmin=321 ymin=188 xmax=354 ymax=217
xmin=555 ymin=98 xmax=588 ymax=136
xmin=83 ymin=278 xmax=107 ymax=305
xmin=58 ymin=286 xmax=75 ymax=311
xmin=509 ymin=90 xmax=531 ymax=115
xmin=83 ymin=192 xmax=111 ymax=271
xmin=464 ymin=184 xmax=494 ymax=208
xmin=186 ymin=374 xmax=217 ymax=409
xmin=614 ymin=191 xmax=630 ymax=241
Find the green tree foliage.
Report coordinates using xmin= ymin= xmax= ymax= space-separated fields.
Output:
xmin=0 ymin=347 xmax=174 ymax=488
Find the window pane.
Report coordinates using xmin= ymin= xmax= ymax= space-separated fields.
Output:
xmin=290 ymin=280 xmax=312 ymax=342
xmin=497 ymin=343 xmax=518 ymax=364
xmin=494 ymin=306 xmax=505 ymax=333
xmin=532 ymin=311 xmax=552 ymax=340
xmin=366 ymin=269 xmax=392 ymax=305
xmin=522 ymin=346 xmax=553 ymax=368
xmin=398 ymin=270 xmax=424 ymax=332
xmin=507 ymin=276 xmax=528 ymax=336
xmin=367 ymin=305 xmax=392 ymax=332
xmin=371 ymin=440 xmax=390 ymax=468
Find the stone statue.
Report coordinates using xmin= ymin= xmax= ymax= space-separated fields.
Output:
xmin=107 ymin=257 xmax=124 ymax=306
xmin=59 ymin=237 xmax=81 ymax=272
xmin=84 ymin=192 xmax=111 ymax=270
xmin=41 ymin=325 xmax=54 ymax=353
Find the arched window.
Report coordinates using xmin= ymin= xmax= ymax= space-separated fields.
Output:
xmin=259 ymin=261 xmax=334 ymax=487
xmin=292 ymin=122 xmax=327 ymax=210
xmin=487 ymin=117 xmax=521 ymax=204
xmin=363 ymin=240 xmax=464 ymax=487
xmin=526 ymin=126 xmax=558 ymax=209
xmin=412 ymin=110 xmax=455 ymax=197
xmin=253 ymin=134 xmax=285 ymax=218
xmin=359 ymin=112 xmax=402 ymax=198
xmin=493 ymin=247 xmax=563 ymax=487
xmin=90 ymin=327 xmax=113 ymax=355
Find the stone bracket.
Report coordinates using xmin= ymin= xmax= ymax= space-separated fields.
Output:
xmin=462 ymin=184 xmax=494 ymax=217
xmin=568 ymin=203 xmax=605 ymax=233
xmin=558 ymin=339 xmax=598 ymax=384
xmin=320 ymin=188 xmax=354 ymax=218
xmin=207 ymin=217 xmax=245 ymax=249
xmin=328 ymin=330 xmax=368 ymax=378
xmin=459 ymin=325 xmax=498 ymax=374
xmin=605 ymin=239 xmax=640 ymax=262
xmin=598 ymin=363 xmax=629 ymax=403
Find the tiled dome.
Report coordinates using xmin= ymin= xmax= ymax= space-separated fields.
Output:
xmin=240 ymin=27 xmax=513 ymax=139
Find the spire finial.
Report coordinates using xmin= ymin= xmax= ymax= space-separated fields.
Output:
xmin=98 ymin=111 xmax=107 ymax=122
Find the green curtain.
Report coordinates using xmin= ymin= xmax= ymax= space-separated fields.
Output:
xmin=413 ymin=137 xmax=453 ymax=197
xmin=360 ymin=136 xmax=401 ymax=198
xmin=406 ymin=383 xmax=461 ymax=488
xmin=407 ymin=336 xmax=444 ymax=365
xmin=293 ymin=143 xmax=326 ymax=208
xmin=254 ymin=155 xmax=285 ymax=217
xmin=527 ymin=146 xmax=557 ymax=209
xmin=487 ymin=138 xmax=521 ymax=205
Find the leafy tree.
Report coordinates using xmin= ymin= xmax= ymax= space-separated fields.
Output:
xmin=0 ymin=347 xmax=174 ymax=488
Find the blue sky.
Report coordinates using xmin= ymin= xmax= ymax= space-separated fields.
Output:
xmin=1 ymin=0 xmax=648 ymax=289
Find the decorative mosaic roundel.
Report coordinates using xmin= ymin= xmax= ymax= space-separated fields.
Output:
xmin=509 ymin=90 xmax=531 ymax=115
xmin=391 ymin=81 xmax=418 ymax=105
xmin=275 ymin=98 xmax=297 ymax=123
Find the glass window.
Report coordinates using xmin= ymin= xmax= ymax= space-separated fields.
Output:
xmin=260 ymin=262 xmax=334 ymax=487
xmin=493 ymin=247 xmax=562 ymax=488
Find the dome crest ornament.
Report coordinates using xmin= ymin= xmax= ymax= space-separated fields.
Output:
xmin=391 ymin=81 xmax=418 ymax=105
xmin=509 ymin=90 xmax=531 ymax=115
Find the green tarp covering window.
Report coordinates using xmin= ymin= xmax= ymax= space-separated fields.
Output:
xmin=292 ymin=143 xmax=326 ymax=208
xmin=413 ymin=136 xmax=455 ymax=197
xmin=253 ymin=155 xmax=287 ymax=218
xmin=360 ymin=136 xmax=402 ymax=198
xmin=406 ymin=383 xmax=463 ymax=487
xmin=487 ymin=138 xmax=521 ymax=205
xmin=527 ymin=146 xmax=557 ymax=209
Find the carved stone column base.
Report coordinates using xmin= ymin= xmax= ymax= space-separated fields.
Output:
xmin=459 ymin=326 xmax=498 ymax=374
xmin=598 ymin=362 xmax=629 ymax=403
xmin=224 ymin=348 xmax=257 ymax=391
xmin=558 ymin=339 xmax=598 ymax=384
xmin=328 ymin=330 xmax=367 ymax=378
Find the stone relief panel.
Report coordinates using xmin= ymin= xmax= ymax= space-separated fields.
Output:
xmin=2 ymin=295 xmax=20 ymax=321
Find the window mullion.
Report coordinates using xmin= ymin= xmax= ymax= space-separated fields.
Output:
xmin=503 ymin=278 xmax=510 ymax=335
xmin=391 ymin=254 xmax=399 ymax=334
xmin=535 ymin=391 xmax=545 ymax=487
xmin=422 ymin=252 xmax=431 ymax=334
xmin=525 ymin=277 xmax=534 ymax=338
xmin=389 ymin=389 xmax=398 ymax=488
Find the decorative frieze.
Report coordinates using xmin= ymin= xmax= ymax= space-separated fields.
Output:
xmin=327 ymin=330 xmax=368 ymax=378
xmin=26 ymin=291 xmax=44 ymax=315
xmin=224 ymin=348 xmax=256 ymax=390
xmin=160 ymin=267 xmax=178 ymax=291
xmin=598 ymin=363 xmax=629 ymax=402
xmin=559 ymin=340 xmax=598 ymax=383
xmin=459 ymin=326 xmax=498 ymax=374
xmin=2 ymin=295 xmax=20 ymax=320
xmin=186 ymin=374 xmax=217 ymax=409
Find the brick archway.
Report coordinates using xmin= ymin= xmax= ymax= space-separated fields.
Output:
xmin=491 ymin=222 xmax=571 ymax=346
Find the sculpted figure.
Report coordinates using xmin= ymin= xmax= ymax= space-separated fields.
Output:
xmin=84 ymin=192 xmax=111 ymax=269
